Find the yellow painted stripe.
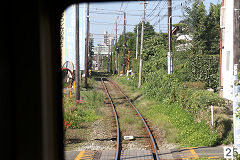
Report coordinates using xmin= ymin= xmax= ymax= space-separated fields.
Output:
xmin=82 ymin=154 xmax=94 ymax=156
xmin=189 ymin=148 xmax=199 ymax=159
xmin=208 ymin=156 xmax=219 ymax=159
xmin=75 ymin=151 xmax=86 ymax=160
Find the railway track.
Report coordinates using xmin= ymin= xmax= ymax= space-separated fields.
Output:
xmin=101 ymin=77 xmax=159 ymax=160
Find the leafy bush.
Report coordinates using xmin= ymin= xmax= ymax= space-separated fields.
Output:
xmin=216 ymin=117 xmax=233 ymax=145
xmin=184 ymin=81 xmax=205 ymax=89
xmin=236 ymin=153 xmax=240 ymax=160
xmin=179 ymin=88 xmax=225 ymax=113
xmin=143 ymin=71 xmax=181 ymax=102
xmin=174 ymin=51 xmax=220 ymax=90
xmin=187 ymin=54 xmax=219 ymax=90
xmin=151 ymin=103 xmax=218 ymax=147
xmin=142 ymin=69 xmax=224 ymax=114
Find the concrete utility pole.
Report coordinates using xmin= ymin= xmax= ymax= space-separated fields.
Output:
xmin=115 ymin=20 xmax=118 ymax=74
xmin=110 ymin=40 xmax=113 ymax=74
xmin=159 ymin=10 xmax=161 ymax=33
xmin=85 ymin=3 xmax=89 ymax=88
xmin=168 ymin=0 xmax=173 ymax=74
xmin=136 ymin=25 xmax=139 ymax=59
xmin=219 ymin=0 xmax=224 ymax=95
xmin=123 ymin=12 xmax=126 ymax=74
xmin=75 ymin=4 xmax=80 ymax=103
xmin=128 ymin=49 xmax=130 ymax=70
xmin=233 ymin=0 xmax=240 ymax=66
xmin=138 ymin=1 xmax=146 ymax=88
xmin=97 ymin=46 xmax=100 ymax=70
xmin=108 ymin=39 xmax=110 ymax=73
xmin=233 ymin=0 xmax=240 ymax=147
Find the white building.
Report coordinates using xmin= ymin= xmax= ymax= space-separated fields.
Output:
xmin=220 ymin=0 xmax=240 ymax=100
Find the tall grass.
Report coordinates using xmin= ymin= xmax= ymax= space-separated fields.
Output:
xmin=63 ymin=84 xmax=104 ymax=129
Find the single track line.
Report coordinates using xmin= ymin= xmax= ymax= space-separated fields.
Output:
xmin=101 ymin=77 xmax=121 ymax=160
xmin=108 ymin=78 xmax=159 ymax=160
xmin=101 ymin=77 xmax=159 ymax=160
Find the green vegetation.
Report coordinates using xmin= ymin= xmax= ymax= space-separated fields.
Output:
xmin=151 ymin=103 xmax=218 ymax=147
xmin=63 ymin=79 xmax=104 ymax=129
xmin=184 ymin=0 xmax=221 ymax=55
xmin=237 ymin=60 xmax=240 ymax=119
xmin=89 ymin=0 xmax=232 ymax=148
xmin=114 ymin=76 xmax=230 ymax=147
xmin=236 ymin=153 xmax=240 ymax=160
xmin=111 ymin=0 xmax=233 ymax=147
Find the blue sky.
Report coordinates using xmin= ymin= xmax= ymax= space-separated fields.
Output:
xmin=77 ymin=0 xmax=221 ymax=45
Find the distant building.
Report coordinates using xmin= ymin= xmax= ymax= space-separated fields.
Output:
xmin=102 ymin=30 xmax=114 ymax=46
xmin=176 ymin=35 xmax=192 ymax=51
xmin=172 ymin=25 xmax=192 ymax=51
xmin=91 ymin=30 xmax=114 ymax=70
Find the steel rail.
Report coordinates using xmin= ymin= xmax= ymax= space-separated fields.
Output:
xmin=108 ymin=78 xmax=159 ymax=160
xmin=100 ymin=78 xmax=121 ymax=160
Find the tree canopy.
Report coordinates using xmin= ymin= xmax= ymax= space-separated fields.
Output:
xmin=184 ymin=0 xmax=220 ymax=55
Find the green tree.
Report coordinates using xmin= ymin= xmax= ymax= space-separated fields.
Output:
xmin=142 ymin=33 xmax=168 ymax=61
xmin=134 ymin=21 xmax=155 ymax=40
xmin=184 ymin=0 xmax=221 ymax=55
xmin=184 ymin=0 xmax=208 ymax=54
xmin=206 ymin=3 xmax=221 ymax=55
xmin=113 ymin=32 xmax=136 ymax=72
xmin=113 ymin=21 xmax=156 ymax=73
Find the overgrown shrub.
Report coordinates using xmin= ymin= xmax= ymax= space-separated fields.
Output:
xmin=174 ymin=51 xmax=219 ymax=91
xmin=187 ymin=54 xmax=219 ymax=90
xmin=142 ymin=69 xmax=224 ymax=114
xmin=152 ymin=103 xmax=218 ymax=147
xmin=143 ymin=71 xmax=182 ymax=102
xmin=179 ymin=88 xmax=225 ymax=113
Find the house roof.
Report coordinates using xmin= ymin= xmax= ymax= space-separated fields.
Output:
xmin=177 ymin=35 xmax=192 ymax=41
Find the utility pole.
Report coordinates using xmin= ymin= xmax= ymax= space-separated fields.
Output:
xmin=219 ymin=0 xmax=224 ymax=96
xmin=138 ymin=1 xmax=146 ymax=88
xmin=108 ymin=39 xmax=110 ymax=73
xmin=85 ymin=3 xmax=89 ymax=88
xmin=168 ymin=0 xmax=173 ymax=74
xmin=159 ymin=10 xmax=161 ymax=33
xmin=97 ymin=45 xmax=100 ymax=70
xmin=233 ymin=0 xmax=240 ymax=147
xmin=128 ymin=50 xmax=130 ymax=70
xmin=110 ymin=40 xmax=113 ymax=73
xmin=123 ymin=12 xmax=126 ymax=74
xmin=115 ymin=19 xmax=118 ymax=74
xmin=98 ymin=45 xmax=103 ymax=70
xmin=136 ymin=25 xmax=139 ymax=59
xmin=233 ymin=1 xmax=240 ymax=66
xmin=75 ymin=3 xmax=80 ymax=103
